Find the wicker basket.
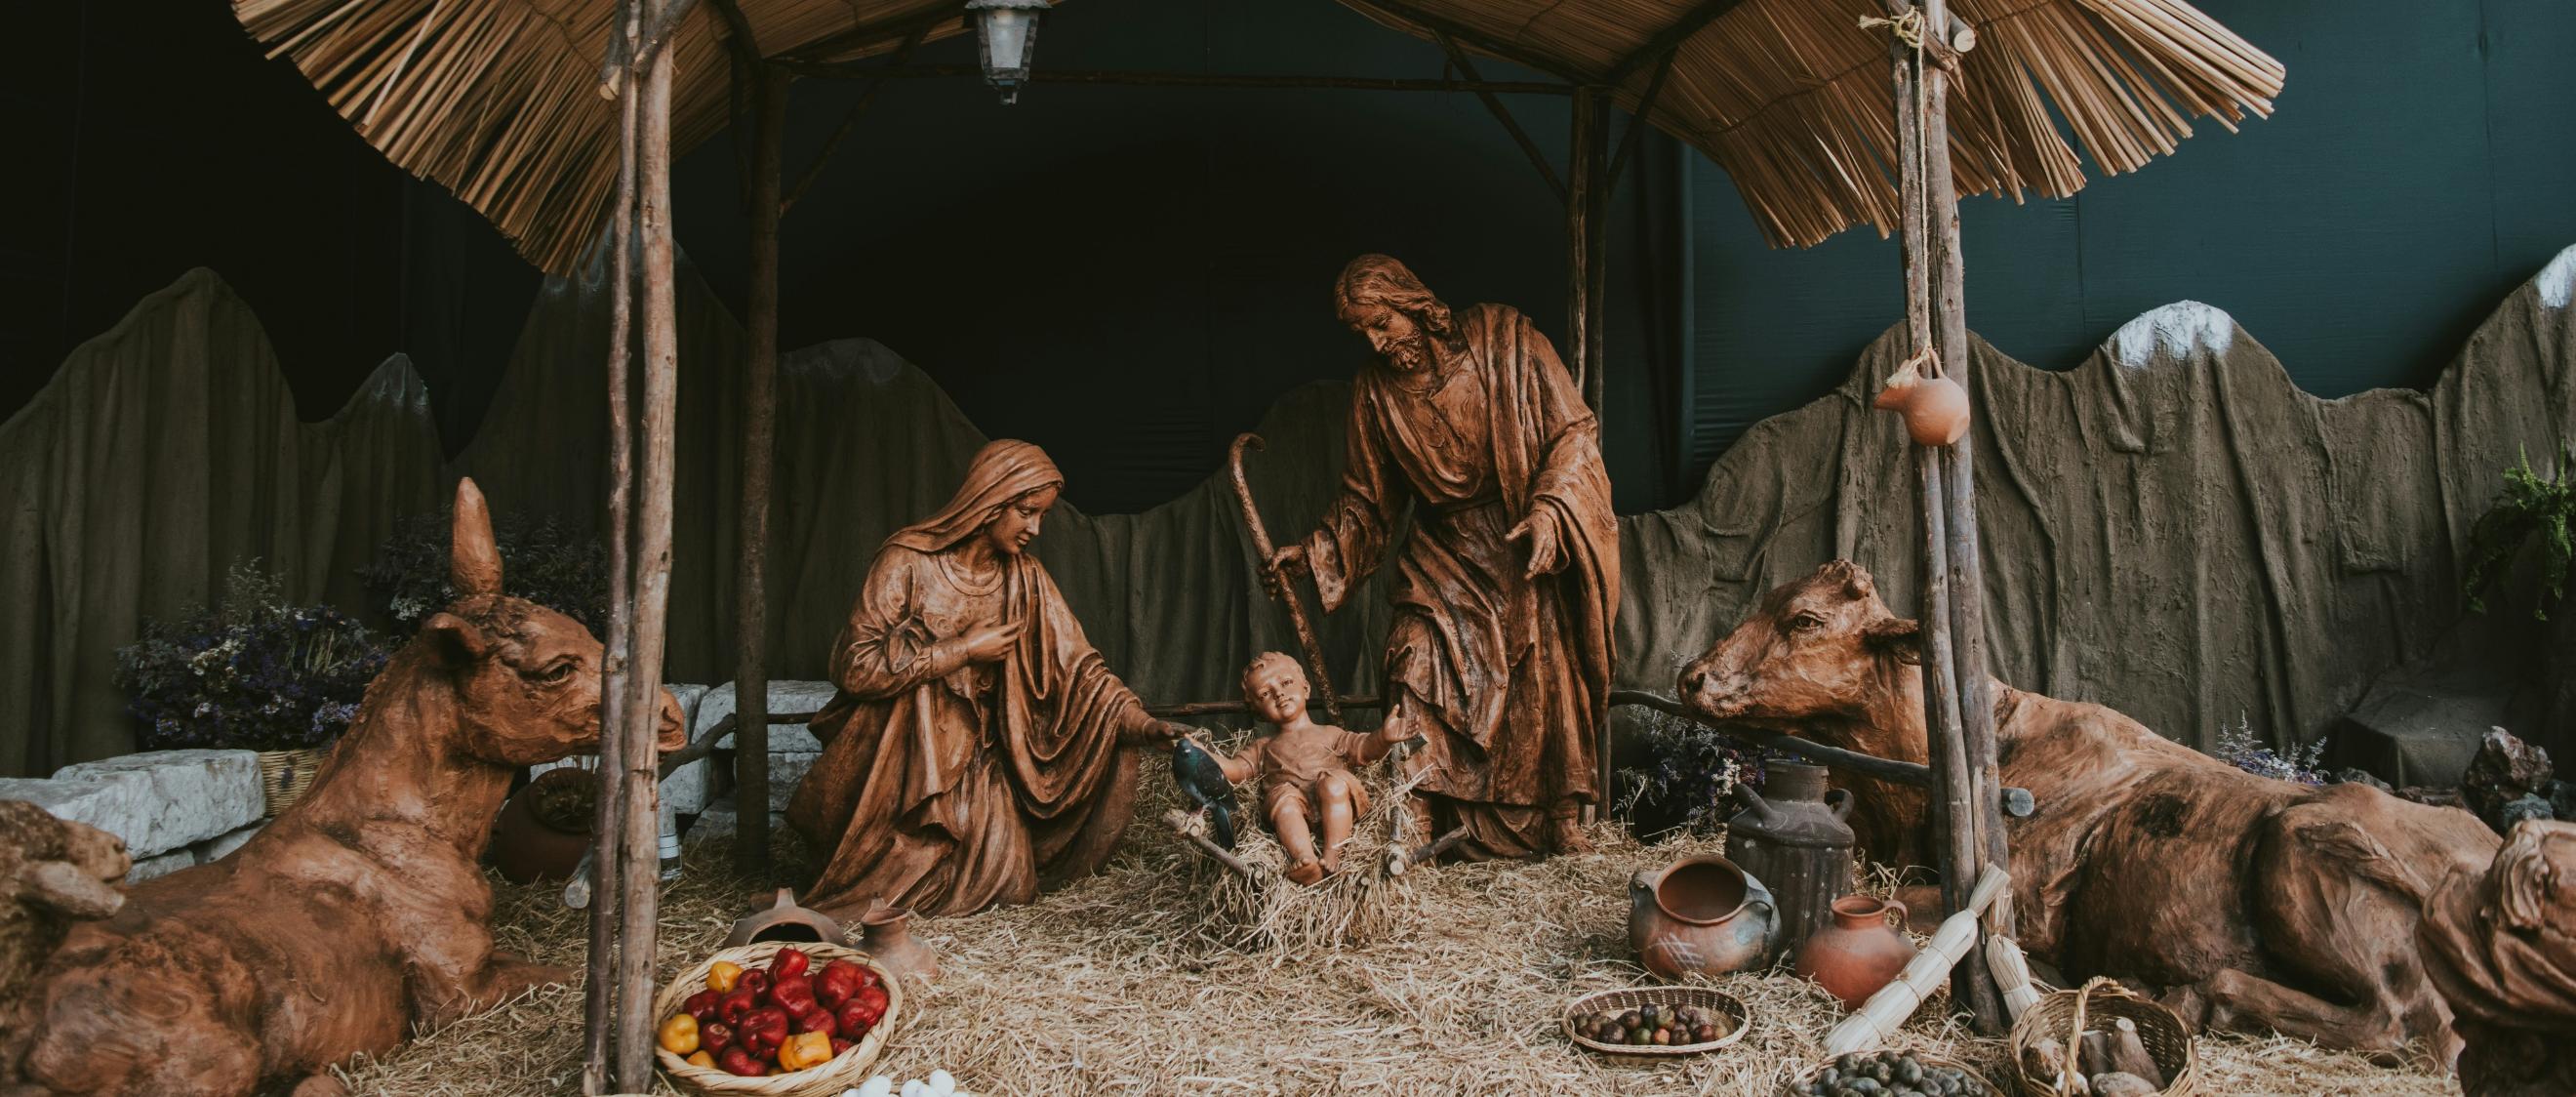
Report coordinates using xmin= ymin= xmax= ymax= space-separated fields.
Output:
xmin=256 ymin=748 xmax=329 ymax=816
xmin=1561 ymin=985 xmax=1750 ymax=1056
xmin=1782 ymin=1050 xmax=2001 ymax=1096
xmin=652 ymin=940 xmax=905 ymax=1097
xmin=2006 ymin=977 xmax=2197 ymax=1097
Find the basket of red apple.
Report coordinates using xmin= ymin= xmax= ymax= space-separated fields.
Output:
xmin=653 ymin=940 xmax=904 ymax=1096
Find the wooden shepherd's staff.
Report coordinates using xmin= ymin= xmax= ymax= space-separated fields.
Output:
xmin=1228 ymin=433 xmax=1342 ymax=724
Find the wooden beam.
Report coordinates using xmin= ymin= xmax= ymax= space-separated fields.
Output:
xmin=733 ymin=62 xmax=785 ymax=883
xmin=580 ymin=6 xmax=640 ymax=1093
xmin=1606 ymin=44 xmax=1679 ymax=191
xmin=783 ymin=23 xmax=930 ymax=217
xmin=1436 ymin=32 xmax=1565 ymax=203
xmin=612 ymin=13 xmax=680 ymax=1087
xmin=1345 ymin=0 xmax=1597 ymax=85
xmin=1604 ymin=0 xmax=1744 ymax=84
xmin=774 ymin=61 xmax=1571 ymax=95
xmin=1579 ymin=86 xmax=1610 ymax=416
xmin=779 ymin=6 xmax=964 ymax=63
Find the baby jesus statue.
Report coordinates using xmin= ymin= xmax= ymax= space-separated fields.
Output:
xmin=1199 ymin=652 xmax=1410 ymax=885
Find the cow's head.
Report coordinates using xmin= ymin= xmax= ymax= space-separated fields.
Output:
xmin=416 ymin=478 xmax=685 ymax=768
xmin=1678 ymin=560 xmax=1920 ymax=726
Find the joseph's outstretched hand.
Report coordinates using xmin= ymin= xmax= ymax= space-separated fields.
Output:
xmin=1506 ymin=508 xmax=1566 ymax=579
xmin=1262 ymin=544 xmax=1308 ymax=602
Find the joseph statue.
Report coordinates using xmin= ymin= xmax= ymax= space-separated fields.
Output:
xmin=1266 ymin=254 xmax=1619 ymax=859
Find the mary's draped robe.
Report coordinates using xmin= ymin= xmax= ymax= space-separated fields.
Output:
xmin=1302 ymin=303 xmax=1620 ymax=858
xmin=787 ymin=443 xmax=1156 ymax=917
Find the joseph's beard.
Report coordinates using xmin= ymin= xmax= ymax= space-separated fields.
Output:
xmin=1380 ymin=336 xmax=1431 ymax=372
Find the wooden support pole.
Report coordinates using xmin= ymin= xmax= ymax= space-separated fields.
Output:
xmin=1567 ymin=84 xmax=1612 ymax=822
xmin=1894 ymin=0 xmax=2006 ymax=1031
xmin=580 ymin=6 xmax=640 ymax=1092
xmin=734 ymin=63 xmax=786 ymax=883
xmin=612 ymin=18 xmax=679 ymax=1089
xmin=1579 ymin=87 xmax=1611 ymax=418
xmin=1925 ymin=0 xmax=2015 ymax=953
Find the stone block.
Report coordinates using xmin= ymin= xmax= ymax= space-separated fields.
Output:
xmin=196 ymin=822 xmax=263 ymax=864
xmin=685 ymin=793 xmax=787 ymax=845
xmin=768 ymin=752 xmax=819 ymax=811
xmin=127 ymin=849 xmax=195 ymax=882
xmin=704 ymin=680 xmax=835 ymax=753
xmin=34 ymin=750 xmax=263 ymax=858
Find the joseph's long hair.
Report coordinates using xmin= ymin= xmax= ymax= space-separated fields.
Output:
xmin=1333 ymin=254 xmax=1457 ymax=341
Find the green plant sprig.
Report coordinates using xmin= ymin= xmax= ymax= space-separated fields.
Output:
xmin=2463 ymin=443 xmax=2576 ymax=621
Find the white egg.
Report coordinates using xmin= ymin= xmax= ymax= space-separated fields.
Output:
xmin=858 ymin=1077 xmax=894 ymax=1097
xmin=928 ymin=1069 xmax=956 ymax=1096
xmin=902 ymin=1081 xmax=928 ymax=1097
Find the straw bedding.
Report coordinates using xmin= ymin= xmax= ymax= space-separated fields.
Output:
xmin=337 ymin=758 xmax=2452 ymax=1096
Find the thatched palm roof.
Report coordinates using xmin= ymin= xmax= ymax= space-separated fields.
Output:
xmin=233 ymin=0 xmax=2281 ymax=274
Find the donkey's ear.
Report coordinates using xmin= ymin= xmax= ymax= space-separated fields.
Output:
xmin=1864 ymin=616 xmax=1921 ymax=664
xmin=450 ymin=477 xmax=503 ymax=598
xmin=420 ymin=612 xmax=489 ymax=670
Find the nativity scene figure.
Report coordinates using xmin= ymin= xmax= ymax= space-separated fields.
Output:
xmin=786 ymin=440 xmax=1189 ymax=919
xmin=1265 ymin=254 xmax=1620 ymax=861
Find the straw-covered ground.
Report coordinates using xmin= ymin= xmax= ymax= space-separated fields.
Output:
xmin=340 ymin=756 xmax=2457 ymax=1097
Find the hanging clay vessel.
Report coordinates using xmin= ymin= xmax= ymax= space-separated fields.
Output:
xmin=1725 ymin=761 xmax=1857 ymax=961
xmin=1792 ymin=893 xmax=1917 ymax=1008
xmin=724 ymin=888 xmax=851 ymax=948
xmin=1628 ymin=854 xmax=1779 ymax=979
xmin=858 ymin=897 xmax=938 ymax=986
xmin=488 ymin=766 xmax=594 ymax=884
xmin=1872 ymin=360 xmax=1971 ymax=446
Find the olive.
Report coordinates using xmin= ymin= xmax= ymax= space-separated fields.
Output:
xmin=1837 ymin=1054 xmax=1864 ymax=1073
xmin=1629 ymin=1028 xmax=1652 ymax=1046
xmin=1620 ymin=1010 xmax=1643 ymax=1030
xmin=1850 ymin=1079 xmax=1882 ymax=1094
xmin=1650 ymin=1028 xmax=1671 ymax=1045
xmin=1642 ymin=1004 xmax=1663 ymax=1027
xmin=1897 ymin=1060 xmax=1922 ymax=1084
xmin=1693 ymin=1023 xmax=1719 ymax=1042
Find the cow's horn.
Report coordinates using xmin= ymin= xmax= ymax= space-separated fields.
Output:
xmin=451 ymin=478 xmax=503 ymax=598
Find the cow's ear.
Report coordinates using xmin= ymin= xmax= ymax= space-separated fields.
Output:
xmin=420 ymin=612 xmax=490 ymax=670
xmin=1864 ymin=616 xmax=1920 ymax=664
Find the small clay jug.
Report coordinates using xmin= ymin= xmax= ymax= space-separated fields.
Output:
xmin=1872 ymin=361 xmax=1971 ymax=446
xmin=724 ymin=888 xmax=850 ymax=948
xmin=1628 ymin=854 xmax=1778 ymax=979
xmin=858 ymin=897 xmax=937 ymax=986
xmin=488 ymin=767 xmax=593 ymax=884
xmin=1792 ymin=893 xmax=1916 ymax=1008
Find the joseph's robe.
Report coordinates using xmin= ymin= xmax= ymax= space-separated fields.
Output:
xmin=1302 ymin=302 xmax=1619 ymax=858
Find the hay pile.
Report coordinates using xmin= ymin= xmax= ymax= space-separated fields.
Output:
xmin=1183 ymin=763 xmax=1418 ymax=956
xmin=341 ymin=758 xmax=2456 ymax=1096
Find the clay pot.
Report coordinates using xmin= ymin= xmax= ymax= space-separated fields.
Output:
xmin=1628 ymin=854 xmax=1778 ymax=979
xmin=724 ymin=888 xmax=850 ymax=948
xmin=488 ymin=767 xmax=594 ymax=884
xmin=1792 ymin=893 xmax=1916 ymax=1008
xmin=1872 ymin=364 xmax=1971 ymax=446
xmin=857 ymin=897 xmax=937 ymax=986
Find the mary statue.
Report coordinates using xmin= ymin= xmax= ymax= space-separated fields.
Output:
xmin=787 ymin=440 xmax=1186 ymax=917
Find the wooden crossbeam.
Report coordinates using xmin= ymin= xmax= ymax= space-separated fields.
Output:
xmin=1436 ymin=31 xmax=1566 ymax=203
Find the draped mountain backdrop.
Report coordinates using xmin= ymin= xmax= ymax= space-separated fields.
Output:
xmin=3 ymin=244 xmax=2569 ymax=777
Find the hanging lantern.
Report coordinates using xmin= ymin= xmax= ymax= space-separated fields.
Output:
xmin=966 ymin=0 xmax=1049 ymax=105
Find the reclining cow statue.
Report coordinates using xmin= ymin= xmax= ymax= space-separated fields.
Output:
xmin=0 ymin=478 xmax=684 ymax=1097
xmin=1679 ymin=559 xmax=2498 ymax=1062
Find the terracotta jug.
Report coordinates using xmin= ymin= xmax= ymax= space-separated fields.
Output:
xmin=1792 ymin=893 xmax=1916 ymax=1008
xmin=1725 ymin=761 xmax=1856 ymax=961
xmin=858 ymin=898 xmax=938 ymax=985
xmin=1872 ymin=360 xmax=1970 ymax=446
xmin=724 ymin=888 xmax=850 ymax=948
xmin=1628 ymin=854 xmax=1778 ymax=979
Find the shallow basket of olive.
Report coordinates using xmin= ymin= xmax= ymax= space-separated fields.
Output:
xmin=652 ymin=940 xmax=905 ymax=1097
xmin=1783 ymin=1049 xmax=2000 ymax=1097
xmin=1561 ymin=986 xmax=1749 ymax=1057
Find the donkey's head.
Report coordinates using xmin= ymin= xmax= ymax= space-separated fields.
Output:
xmin=417 ymin=478 xmax=684 ymax=767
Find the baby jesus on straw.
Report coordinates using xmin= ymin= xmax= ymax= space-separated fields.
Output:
xmin=1192 ymin=652 xmax=1411 ymax=885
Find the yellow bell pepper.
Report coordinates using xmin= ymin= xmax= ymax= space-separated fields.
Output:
xmin=657 ymin=1013 xmax=700 ymax=1056
xmin=685 ymin=1051 xmax=716 ymax=1070
xmin=778 ymin=1030 xmax=834 ymax=1072
xmin=706 ymin=960 xmax=743 ymax=994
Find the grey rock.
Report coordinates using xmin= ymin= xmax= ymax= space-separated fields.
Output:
xmin=704 ymin=680 xmax=836 ymax=753
xmin=2330 ymin=768 xmax=2393 ymax=792
xmin=2495 ymin=793 xmax=2556 ymax=833
xmin=196 ymin=822 xmax=264 ymax=864
xmin=126 ymin=848 xmax=196 ymax=882
xmin=35 ymin=750 xmax=264 ymax=857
